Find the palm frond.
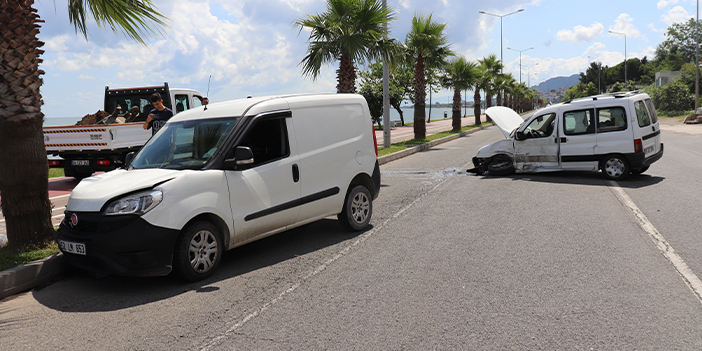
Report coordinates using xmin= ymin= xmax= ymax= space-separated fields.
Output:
xmin=68 ymin=0 xmax=168 ymax=45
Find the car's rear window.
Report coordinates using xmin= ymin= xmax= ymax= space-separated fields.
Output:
xmin=644 ymin=99 xmax=659 ymax=124
xmin=634 ymin=101 xmax=651 ymax=127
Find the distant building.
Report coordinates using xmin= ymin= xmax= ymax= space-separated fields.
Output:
xmin=655 ymin=70 xmax=682 ymax=87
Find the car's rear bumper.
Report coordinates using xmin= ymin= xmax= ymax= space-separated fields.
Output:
xmin=626 ymin=143 xmax=664 ymax=170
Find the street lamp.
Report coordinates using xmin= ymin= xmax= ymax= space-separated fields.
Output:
xmin=524 ymin=63 xmax=538 ymax=87
xmin=507 ymin=46 xmax=534 ymax=83
xmin=587 ymin=55 xmax=601 ymax=93
xmin=608 ymin=30 xmax=627 ymax=89
xmin=479 ymin=8 xmax=524 ymax=74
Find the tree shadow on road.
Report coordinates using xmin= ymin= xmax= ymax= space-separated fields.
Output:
xmin=31 ymin=219 xmax=369 ymax=312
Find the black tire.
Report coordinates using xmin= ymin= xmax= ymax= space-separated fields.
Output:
xmin=338 ymin=185 xmax=373 ymax=231
xmin=486 ymin=156 xmax=514 ymax=176
xmin=173 ymin=221 xmax=223 ymax=282
xmin=632 ymin=165 xmax=650 ymax=175
xmin=601 ymin=155 xmax=630 ymax=180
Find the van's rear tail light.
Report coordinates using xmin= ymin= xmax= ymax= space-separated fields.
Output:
xmin=634 ymin=139 xmax=643 ymax=153
xmin=48 ymin=160 xmax=60 ymax=166
xmin=97 ymin=160 xmax=111 ymax=166
xmin=372 ymin=126 xmax=378 ymax=156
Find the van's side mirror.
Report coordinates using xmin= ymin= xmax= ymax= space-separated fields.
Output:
xmin=223 ymin=146 xmax=254 ymax=170
xmin=515 ymin=131 xmax=525 ymax=141
xmin=124 ymin=152 xmax=136 ymax=168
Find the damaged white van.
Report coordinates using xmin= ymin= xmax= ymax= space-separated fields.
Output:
xmin=472 ymin=91 xmax=663 ymax=180
xmin=54 ymin=94 xmax=381 ymax=281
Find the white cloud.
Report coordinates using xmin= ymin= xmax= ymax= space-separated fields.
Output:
xmin=662 ymin=6 xmax=692 ymax=26
xmin=657 ymin=0 xmax=679 ymax=9
xmin=78 ymin=75 xmax=94 ymax=79
xmin=556 ymin=23 xmax=604 ymax=43
xmin=609 ymin=13 xmax=642 ymax=39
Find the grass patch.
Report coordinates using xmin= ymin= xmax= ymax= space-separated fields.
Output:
xmin=377 ymin=122 xmax=489 ymax=157
xmin=49 ymin=168 xmax=65 ymax=178
xmin=0 ymin=241 xmax=60 ymax=271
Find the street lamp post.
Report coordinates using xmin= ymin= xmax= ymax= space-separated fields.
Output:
xmin=587 ymin=55 xmax=601 ymax=93
xmin=525 ymin=63 xmax=538 ymax=87
xmin=609 ymin=30 xmax=627 ymax=88
xmin=479 ymin=8 xmax=524 ymax=75
xmin=507 ymin=46 xmax=534 ymax=83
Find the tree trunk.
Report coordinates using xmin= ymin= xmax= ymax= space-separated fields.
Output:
xmin=427 ymin=83 xmax=431 ymax=123
xmin=496 ymin=90 xmax=502 ymax=106
xmin=473 ymin=87 xmax=481 ymax=126
xmin=336 ymin=51 xmax=356 ymax=93
xmin=391 ymin=101 xmax=405 ymax=126
xmin=451 ymin=88 xmax=461 ymax=131
xmin=413 ymin=55 xmax=426 ymax=139
xmin=0 ymin=1 xmax=54 ymax=250
xmin=485 ymin=92 xmax=493 ymax=122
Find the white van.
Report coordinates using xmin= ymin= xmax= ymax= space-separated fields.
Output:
xmin=472 ymin=91 xmax=663 ymax=180
xmin=54 ymin=94 xmax=381 ymax=281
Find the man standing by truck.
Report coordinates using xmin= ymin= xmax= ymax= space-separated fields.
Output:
xmin=143 ymin=92 xmax=174 ymax=135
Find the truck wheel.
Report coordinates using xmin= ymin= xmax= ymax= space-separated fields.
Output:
xmin=338 ymin=185 xmax=372 ymax=231
xmin=487 ymin=156 xmax=514 ymax=176
xmin=601 ymin=155 xmax=630 ymax=180
xmin=173 ymin=221 xmax=222 ymax=282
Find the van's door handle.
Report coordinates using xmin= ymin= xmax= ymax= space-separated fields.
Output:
xmin=292 ymin=164 xmax=300 ymax=182
xmin=560 ymin=137 xmax=567 ymax=143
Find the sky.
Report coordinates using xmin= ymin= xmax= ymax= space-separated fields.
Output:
xmin=34 ymin=0 xmax=699 ymax=118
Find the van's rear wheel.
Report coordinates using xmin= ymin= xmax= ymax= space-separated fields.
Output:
xmin=173 ymin=221 xmax=222 ymax=282
xmin=338 ymin=185 xmax=372 ymax=231
xmin=632 ymin=165 xmax=649 ymax=175
xmin=601 ymin=155 xmax=630 ymax=180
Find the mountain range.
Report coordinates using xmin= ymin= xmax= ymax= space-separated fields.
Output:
xmin=532 ymin=74 xmax=580 ymax=93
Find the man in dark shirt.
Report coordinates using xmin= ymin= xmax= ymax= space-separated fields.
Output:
xmin=143 ymin=92 xmax=174 ymax=135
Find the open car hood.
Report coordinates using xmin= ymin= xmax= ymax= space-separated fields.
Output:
xmin=485 ymin=106 xmax=524 ymax=138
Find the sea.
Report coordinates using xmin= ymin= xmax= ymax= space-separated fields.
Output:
xmin=43 ymin=107 xmax=475 ymax=127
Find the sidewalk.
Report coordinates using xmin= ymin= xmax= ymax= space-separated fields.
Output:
xmin=375 ymin=115 xmax=479 ymax=144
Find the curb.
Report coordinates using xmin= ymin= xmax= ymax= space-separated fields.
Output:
xmin=378 ymin=124 xmax=491 ymax=165
xmin=0 ymin=124 xmax=492 ymax=300
xmin=0 ymin=252 xmax=69 ymax=300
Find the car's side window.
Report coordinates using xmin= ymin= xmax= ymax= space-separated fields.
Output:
xmin=238 ymin=117 xmax=290 ymax=167
xmin=523 ymin=113 xmax=556 ymax=138
xmin=597 ymin=106 xmax=627 ymax=133
xmin=174 ymin=94 xmax=190 ymax=113
xmin=644 ymin=98 xmax=659 ymax=124
xmin=563 ymin=109 xmax=595 ymax=135
xmin=634 ymin=101 xmax=651 ymax=127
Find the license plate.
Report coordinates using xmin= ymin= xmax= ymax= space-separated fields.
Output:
xmin=72 ymin=160 xmax=89 ymax=166
xmin=644 ymin=145 xmax=654 ymax=156
xmin=59 ymin=240 xmax=86 ymax=255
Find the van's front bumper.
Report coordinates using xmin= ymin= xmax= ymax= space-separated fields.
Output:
xmin=626 ymin=143 xmax=664 ymax=170
xmin=54 ymin=212 xmax=179 ymax=277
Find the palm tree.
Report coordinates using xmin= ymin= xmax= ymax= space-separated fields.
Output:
xmin=439 ymin=56 xmax=478 ymax=131
xmin=493 ymin=73 xmax=515 ymax=106
xmin=294 ymin=0 xmax=396 ymax=93
xmin=473 ymin=64 xmax=488 ymax=125
xmin=0 ymin=0 xmax=166 ymax=250
xmin=405 ymin=13 xmax=452 ymax=140
xmin=480 ymin=54 xmax=503 ymax=109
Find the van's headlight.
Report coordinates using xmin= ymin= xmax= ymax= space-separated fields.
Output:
xmin=103 ymin=189 xmax=163 ymax=216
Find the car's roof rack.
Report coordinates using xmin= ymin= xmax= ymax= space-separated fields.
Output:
xmin=564 ymin=90 xmax=644 ymax=104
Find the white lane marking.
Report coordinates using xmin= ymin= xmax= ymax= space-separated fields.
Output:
xmin=0 ymin=207 xmax=66 ymax=223
xmin=50 ymin=194 xmax=71 ymax=200
xmin=53 ymin=206 xmax=66 ymax=212
xmin=608 ymin=180 xmax=702 ymax=304
xmin=199 ymin=165 xmax=461 ymax=351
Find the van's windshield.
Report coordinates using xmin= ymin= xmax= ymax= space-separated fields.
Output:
xmin=130 ymin=117 xmax=239 ymax=170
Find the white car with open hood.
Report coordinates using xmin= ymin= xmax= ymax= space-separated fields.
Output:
xmin=472 ymin=91 xmax=663 ymax=180
xmin=54 ymin=93 xmax=381 ymax=281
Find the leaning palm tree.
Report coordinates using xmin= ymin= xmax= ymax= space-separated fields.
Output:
xmin=480 ymin=54 xmax=503 ymax=110
xmin=294 ymin=0 xmax=396 ymax=93
xmin=0 ymin=0 xmax=167 ymax=250
xmin=405 ymin=13 xmax=452 ymax=139
xmin=439 ymin=56 xmax=478 ymax=131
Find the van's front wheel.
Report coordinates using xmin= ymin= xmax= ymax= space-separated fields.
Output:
xmin=173 ymin=221 xmax=222 ymax=282
xmin=338 ymin=185 xmax=372 ymax=231
xmin=601 ymin=155 xmax=630 ymax=180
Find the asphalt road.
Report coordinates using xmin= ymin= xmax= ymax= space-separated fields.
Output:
xmin=2 ymin=127 xmax=702 ymax=350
